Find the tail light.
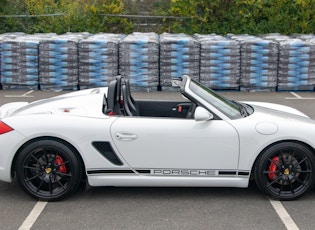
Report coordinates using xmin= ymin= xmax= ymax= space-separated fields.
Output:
xmin=0 ymin=121 xmax=14 ymax=134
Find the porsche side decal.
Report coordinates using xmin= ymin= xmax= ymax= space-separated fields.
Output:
xmin=87 ymin=169 xmax=250 ymax=177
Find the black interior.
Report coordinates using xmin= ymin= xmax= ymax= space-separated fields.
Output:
xmin=105 ymin=76 xmax=196 ymax=118
xmin=136 ymin=100 xmax=194 ymax=118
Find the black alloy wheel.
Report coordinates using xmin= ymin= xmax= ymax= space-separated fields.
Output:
xmin=255 ymin=142 xmax=315 ymax=200
xmin=16 ymin=139 xmax=83 ymax=201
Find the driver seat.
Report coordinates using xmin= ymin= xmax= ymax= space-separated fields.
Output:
xmin=121 ymin=78 xmax=139 ymax=116
xmin=105 ymin=76 xmax=122 ymax=115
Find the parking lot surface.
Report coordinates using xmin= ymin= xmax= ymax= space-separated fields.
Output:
xmin=1 ymin=89 xmax=315 ymax=230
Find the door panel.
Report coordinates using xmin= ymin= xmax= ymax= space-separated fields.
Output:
xmin=137 ymin=100 xmax=188 ymax=118
xmin=110 ymin=117 xmax=239 ymax=170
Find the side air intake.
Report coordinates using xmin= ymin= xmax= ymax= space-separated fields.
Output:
xmin=92 ymin=142 xmax=123 ymax=166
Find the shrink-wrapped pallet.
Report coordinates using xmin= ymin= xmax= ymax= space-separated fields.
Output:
xmin=228 ymin=34 xmax=278 ymax=91
xmin=0 ymin=34 xmax=40 ymax=90
xmin=160 ymin=33 xmax=200 ymax=91
xmin=195 ymin=34 xmax=240 ymax=90
xmin=39 ymin=34 xmax=81 ymax=91
xmin=79 ymin=33 xmax=124 ymax=89
xmin=119 ymin=32 xmax=159 ymax=91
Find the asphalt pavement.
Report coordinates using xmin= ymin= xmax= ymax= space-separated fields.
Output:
xmin=1 ymin=89 xmax=315 ymax=230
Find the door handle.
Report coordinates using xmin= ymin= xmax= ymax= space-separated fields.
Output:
xmin=115 ymin=132 xmax=138 ymax=141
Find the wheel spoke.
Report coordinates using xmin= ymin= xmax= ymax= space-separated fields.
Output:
xmin=294 ymin=176 xmax=307 ymax=187
xmin=55 ymin=160 xmax=69 ymax=168
xmin=299 ymin=170 xmax=312 ymax=174
xmin=289 ymin=179 xmax=295 ymax=195
xmin=36 ymin=179 xmax=45 ymax=192
xmin=263 ymin=170 xmax=280 ymax=174
xmin=25 ymin=173 xmax=41 ymax=182
xmin=44 ymin=149 xmax=49 ymax=165
xmin=294 ymin=157 xmax=307 ymax=169
xmin=267 ymin=175 xmax=283 ymax=187
xmin=49 ymin=176 xmax=53 ymax=195
xmin=30 ymin=153 xmax=40 ymax=163
xmin=57 ymin=180 xmax=67 ymax=190
xmin=279 ymin=183 xmax=284 ymax=195
xmin=23 ymin=165 xmax=39 ymax=170
xmin=55 ymin=171 xmax=72 ymax=177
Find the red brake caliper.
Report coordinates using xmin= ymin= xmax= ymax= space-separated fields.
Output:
xmin=268 ymin=156 xmax=279 ymax=180
xmin=55 ymin=155 xmax=67 ymax=173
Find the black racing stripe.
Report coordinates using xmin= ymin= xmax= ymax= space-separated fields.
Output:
xmin=136 ymin=170 xmax=151 ymax=174
xmin=87 ymin=170 xmax=135 ymax=175
xmin=218 ymin=171 xmax=237 ymax=175
xmin=238 ymin=171 xmax=250 ymax=176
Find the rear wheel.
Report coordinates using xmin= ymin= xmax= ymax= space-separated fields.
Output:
xmin=16 ymin=139 xmax=83 ymax=201
xmin=255 ymin=142 xmax=315 ymax=200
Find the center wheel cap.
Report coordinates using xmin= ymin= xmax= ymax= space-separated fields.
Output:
xmin=45 ymin=168 xmax=52 ymax=174
xmin=284 ymin=168 xmax=290 ymax=175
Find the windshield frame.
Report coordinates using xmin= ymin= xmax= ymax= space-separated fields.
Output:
xmin=183 ymin=77 xmax=243 ymax=119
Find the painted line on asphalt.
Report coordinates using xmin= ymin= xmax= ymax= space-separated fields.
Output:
xmin=268 ymin=198 xmax=299 ymax=230
xmin=5 ymin=90 xmax=34 ymax=98
xmin=18 ymin=201 xmax=47 ymax=230
xmin=285 ymin=92 xmax=315 ymax=100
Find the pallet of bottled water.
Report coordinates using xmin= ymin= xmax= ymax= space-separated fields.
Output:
xmin=79 ymin=33 xmax=124 ymax=89
xmin=0 ymin=33 xmax=40 ymax=90
xmin=119 ymin=32 xmax=159 ymax=91
xmin=195 ymin=34 xmax=240 ymax=90
xmin=277 ymin=36 xmax=315 ymax=91
xmin=39 ymin=33 xmax=82 ymax=91
xmin=159 ymin=33 xmax=200 ymax=91
xmin=228 ymin=34 xmax=278 ymax=91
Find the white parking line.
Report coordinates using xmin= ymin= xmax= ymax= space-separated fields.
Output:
xmin=18 ymin=201 xmax=47 ymax=230
xmin=285 ymin=92 xmax=315 ymax=100
xmin=5 ymin=90 xmax=34 ymax=98
xmin=269 ymin=198 xmax=299 ymax=230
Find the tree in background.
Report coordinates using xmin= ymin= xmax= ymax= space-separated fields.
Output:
xmin=0 ymin=0 xmax=34 ymax=33
xmin=0 ymin=0 xmax=133 ymax=34
xmin=70 ymin=0 xmax=133 ymax=34
xmin=166 ymin=0 xmax=315 ymax=35
xmin=1 ymin=0 xmax=315 ymax=35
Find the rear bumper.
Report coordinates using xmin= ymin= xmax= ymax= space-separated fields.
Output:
xmin=0 ymin=130 xmax=26 ymax=182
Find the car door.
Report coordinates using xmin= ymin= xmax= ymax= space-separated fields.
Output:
xmin=110 ymin=115 xmax=239 ymax=171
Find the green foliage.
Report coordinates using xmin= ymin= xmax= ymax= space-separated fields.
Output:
xmin=165 ymin=0 xmax=315 ymax=35
xmin=0 ymin=0 xmax=133 ymax=34
xmin=1 ymin=0 xmax=315 ymax=35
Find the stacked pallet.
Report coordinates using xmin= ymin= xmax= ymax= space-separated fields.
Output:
xmin=159 ymin=33 xmax=200 ymax=90
xmin=78 ymin=33 xmax=124 ymax=89
xmin=278 ymin=38 xmax=315 ymax=91
xmin=0 ymin=34 xmax=40 ymax=90
xmin=195 ymin=34 xmax=240 ymax=90
xmin=39 ymin=34 xmax=80 ymax=91
xmin=119 ymin=32 xmax=159 ymax=91
xmin=228 ymin=35 xmax=278 ymax=91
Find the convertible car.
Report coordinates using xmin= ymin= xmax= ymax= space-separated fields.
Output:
xmin=0 ymin=75 xmax=315 ymax=201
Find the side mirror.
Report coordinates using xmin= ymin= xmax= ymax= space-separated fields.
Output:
xmin=194 ymin=106 xmax=214 ymax=121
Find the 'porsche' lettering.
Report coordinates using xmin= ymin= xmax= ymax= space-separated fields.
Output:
xmin=152 ymin=169 xmax=215 ymax=176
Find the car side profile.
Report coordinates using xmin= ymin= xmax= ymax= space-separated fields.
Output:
xmin=0 ymin=75 xmax=315 ymax=201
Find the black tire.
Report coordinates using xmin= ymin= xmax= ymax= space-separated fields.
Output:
xmin=15 ymin=139 xmax=83 ymax=201
xmin=254 ymin=142 xmax=315 ymax=200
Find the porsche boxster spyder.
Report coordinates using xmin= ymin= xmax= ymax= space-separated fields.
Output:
xmin=0 ymin=75 xmax=315 ymax=201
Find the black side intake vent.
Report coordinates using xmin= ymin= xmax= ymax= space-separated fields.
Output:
xmin=92 ymin=142 xmax=123 ymax=166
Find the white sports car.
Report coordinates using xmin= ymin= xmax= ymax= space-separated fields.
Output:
xmin=0 ymin=75 xmax=315 ymax=201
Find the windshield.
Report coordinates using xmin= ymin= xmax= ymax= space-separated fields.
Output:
xmin=189 ymin=79 xmax=243 ymax=119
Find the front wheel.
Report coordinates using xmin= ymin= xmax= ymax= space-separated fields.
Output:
xmin=15 ymin=139 xmax=83 ymax=201
xmin=254 ymin=142 xmax=315 ymax=200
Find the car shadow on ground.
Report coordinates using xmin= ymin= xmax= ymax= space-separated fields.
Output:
xmin=71 ymin=181 xmax=265 ymax=201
